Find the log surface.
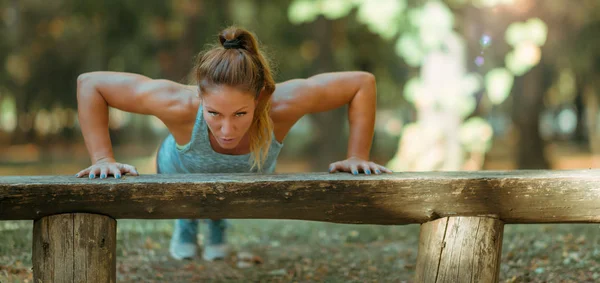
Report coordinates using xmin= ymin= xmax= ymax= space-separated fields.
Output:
xmin=2 ymin=170 xmax=600 ymax=224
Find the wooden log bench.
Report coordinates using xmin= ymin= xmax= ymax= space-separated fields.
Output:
xmin=1 ymin=170 xmax=599 ymax=282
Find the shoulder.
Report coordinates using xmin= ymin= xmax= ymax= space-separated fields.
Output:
xmin=154 ymin=82 xmax=201 ymax=145
xmin=149 ymin=80 xmax=201 ymax=124
xmin=133 ymin=78 xmax=200 ymax=136
xmin=268 ymin=78 xmax=321 ymax=141
xmin=162 ymin=81 xmax=202 ymax=123
xmin=270 ymin=78 xmax=314 ymax=124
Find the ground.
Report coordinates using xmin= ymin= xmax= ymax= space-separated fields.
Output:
xmin=1 ymin=220 xmax=600 ymax=282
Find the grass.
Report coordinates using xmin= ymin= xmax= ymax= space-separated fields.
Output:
xmin=2 ymin=220 xmax=600 ymax=282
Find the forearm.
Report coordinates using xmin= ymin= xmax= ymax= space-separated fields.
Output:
xmin=346 ymin=74 xmax=376 ymax=160
xmin=77 ymin=74 xmax=116 ymax=164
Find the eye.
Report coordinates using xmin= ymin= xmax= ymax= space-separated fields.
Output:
xmin=208 ymin=111 xmax=219 ymax=117
xmin=235 ymin=112 xmax=247 ymax=117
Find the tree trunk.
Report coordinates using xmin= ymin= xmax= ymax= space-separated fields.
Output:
xmin=512 ymin=64 xmax=551 ymax=169
xmin=574 ymin=82 xmax=588 ymax=144
xmin=306 ymin=17 xmax=347 ymax=171
xmin=584 ymin=82 xmax=600 ymax=166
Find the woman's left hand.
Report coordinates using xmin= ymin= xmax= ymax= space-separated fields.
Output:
xmin=329 ymin=157 xmax=393 ymax=175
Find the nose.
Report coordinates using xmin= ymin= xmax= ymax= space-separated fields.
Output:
xmin=220 ymin=119 xmax=236 ymax=137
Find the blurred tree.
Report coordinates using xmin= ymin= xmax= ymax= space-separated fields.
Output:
xmin=289 ymin=0 xmax=600 ymax=170
xmin=289 ymin=0 xmax=526 ymax=171
xmin=514 ymin=0 xmax=600 ymax=168
xmin=568 ymin=7 xmax=600 ymax=164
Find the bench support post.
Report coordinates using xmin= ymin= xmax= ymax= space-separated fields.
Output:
xmin=415 ymin=216 xmax=504 ymax=283
xmin=33 ymin=213 xmax=117 ymax=283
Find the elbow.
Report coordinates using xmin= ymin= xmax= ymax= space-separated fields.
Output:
xmin=359 ymin=72 xmax=376 ymax=96
xmin=361 ymin=72 xmax=376 ymax=85
xmin=76 ymin=72 xmax=99 ymax=99
xmin=77 ymin=72 xmax=94 ymax=89
xmin=357 ymin=71 xmax=376 ymax=89
xmin=76 ymin=73 xmax=104 ymax=110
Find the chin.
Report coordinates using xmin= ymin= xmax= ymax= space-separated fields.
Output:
xmin=219 ymin=141 xmax=240 ymax=149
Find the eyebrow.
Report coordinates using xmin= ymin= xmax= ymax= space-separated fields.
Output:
xmin=206 ymin=106 xmax=249 ymax=113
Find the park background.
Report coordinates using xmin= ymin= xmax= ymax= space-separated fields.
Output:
xmin=1 ymin=0 xmax=599 ymax=282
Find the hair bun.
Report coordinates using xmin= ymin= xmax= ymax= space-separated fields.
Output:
xmin=223 ymin=38 xmax=243 ymax=49
xmin=218 ymin=27 xmax=258 ymax=55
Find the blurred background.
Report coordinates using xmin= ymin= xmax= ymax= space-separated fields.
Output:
xmin=0 ymin=0 xmax=598 ymax=174
xmin=1 ymin=0 xmax=600 ymax=282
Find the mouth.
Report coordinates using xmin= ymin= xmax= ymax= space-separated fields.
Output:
xmin=219 ymin=137 xmax=236 ymax=143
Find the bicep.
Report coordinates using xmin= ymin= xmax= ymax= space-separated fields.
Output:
xmin=272 ymin=72 xmax=373 ymax=121
xmin=78 ymin=71 xmax=194 ymax=120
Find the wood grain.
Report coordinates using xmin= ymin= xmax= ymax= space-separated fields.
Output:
xmin=415 ymin=217 xmax=504 ymax=283
xmin=2 ymin=170 xmax=599 ymax=224
xmin=33 ymin=213 xmax=116 ymax=283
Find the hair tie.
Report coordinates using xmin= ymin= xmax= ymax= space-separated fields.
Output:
xmin=223 ymin=38 xmax=243 ymax=49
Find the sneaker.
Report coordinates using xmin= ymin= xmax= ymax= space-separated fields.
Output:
xmin=202 ymin=244 xmax=229 ymax=261
xmin=169 ymin=219 xmax=199 ymax=260
xmin=169 ymin=242 xmax=198 ymax=260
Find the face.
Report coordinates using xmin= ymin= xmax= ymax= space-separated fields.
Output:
xmin=201 ymin=85 xmax=257 ymax=149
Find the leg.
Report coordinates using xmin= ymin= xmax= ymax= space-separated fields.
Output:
xmin=169 ymin=219 xmax=199 ymax=260
xmin=202 ymin=219 xmax=230 ymax=261
xmin=156 ymin=147 xmax=200 ymax=260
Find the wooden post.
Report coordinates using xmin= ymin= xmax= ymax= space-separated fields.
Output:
xmin=415 ymin=217 xmax=504 ymax=283
xmin=33 ymin=213 xmax=117 ymax=283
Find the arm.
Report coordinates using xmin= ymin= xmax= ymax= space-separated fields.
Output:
xmin=272 ymin=71 xmax=391 ymax=174
xmin=76 ymin=71 xmax=195 ymax=178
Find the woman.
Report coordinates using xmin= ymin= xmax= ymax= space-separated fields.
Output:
xmin=74 ymin=26 xmax=392 ymax=261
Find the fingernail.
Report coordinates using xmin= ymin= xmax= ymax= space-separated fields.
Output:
xmin=352 ymin=170 xmax=358 ymax=175
xmin=329 ymin=166 xmax=334 ymax=172
xmin=116 ymin=174 xmax=121 ymax=179
xmin=100 ymin=174 xmax=106 ymax=179
xmin=365 ymin=169 xmax=371 ymax=175
xmin=75 ymin=173 xmax=79 ymax=177
xmin=375 ymin=169 xmax=381 ymax=174
xmin=89 ymin=173 xmax=95 ymax=179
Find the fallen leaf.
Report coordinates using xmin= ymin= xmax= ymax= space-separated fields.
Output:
xmin=252 ymin=255 xmax=264 ymax=264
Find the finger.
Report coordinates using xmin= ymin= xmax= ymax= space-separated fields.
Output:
xmin=379 ymin=165 xmax=393 ymax=173
xmin=350 ymin=164 xmax=359 ymax=175
xmin=329 ymin=162 xmax=341 ymax=173
xmin=361 ymin=163 xmax=372 ymax=175
xmin=109 ymin=165 xmax=122 ymax=179
xmin=121 ymin=164 xmax=139 ymax=176
xmin=368 ymin=162 xmax=381 ymax=174
xmin=75 ymin=168 xmax=90 ymax=178
xmin=99 ymin=167 xmax=108 ymax=179
xmin=88 ymin=167 xmax=100 ymax=179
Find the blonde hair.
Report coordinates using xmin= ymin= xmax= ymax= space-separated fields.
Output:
xmin=193 ymin=26 xmax=276 ymax=171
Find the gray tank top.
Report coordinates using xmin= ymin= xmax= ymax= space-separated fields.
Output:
xmin=156 ymin=105 xmax=284 ymax=174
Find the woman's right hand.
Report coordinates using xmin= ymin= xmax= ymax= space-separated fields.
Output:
xmin=75 ymin=159 xmax=139 ymax=179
